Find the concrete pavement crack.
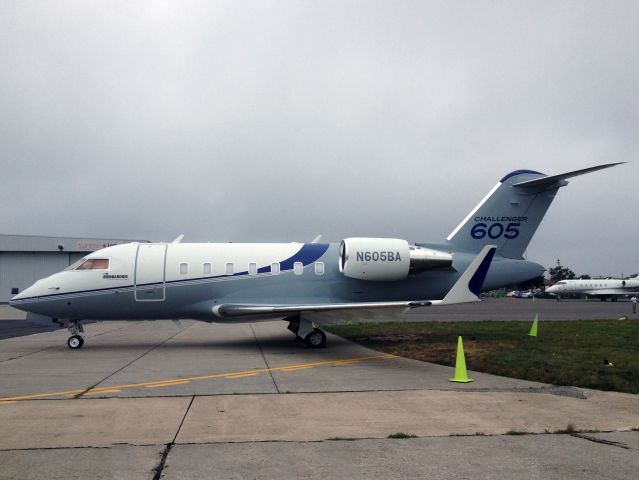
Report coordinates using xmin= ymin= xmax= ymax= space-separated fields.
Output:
xmin=152 ymin=395 xmax=195 ymax=480
xmin=571 ymin=433 xmax=632 ymax=450
xmin=249 ymin=322 xmax=281 ymax=394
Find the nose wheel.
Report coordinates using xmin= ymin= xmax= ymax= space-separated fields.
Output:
xmin=67 ymin=320 xmax=85 ymax=349
xmin=67 ymin=335 xmax=84 ymax=349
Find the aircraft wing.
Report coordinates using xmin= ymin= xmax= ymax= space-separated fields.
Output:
xmin=213 ymin=245 xmax=496 ymax=318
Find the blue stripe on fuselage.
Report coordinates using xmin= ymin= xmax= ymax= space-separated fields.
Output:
xmin=257 ymin=243 xmax=330 ymax=273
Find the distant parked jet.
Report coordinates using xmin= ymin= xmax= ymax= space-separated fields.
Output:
xmin=546 ymin=277 xmax=639 ymax=301
xmin=11 ymin=163 xmax=623 ymax=349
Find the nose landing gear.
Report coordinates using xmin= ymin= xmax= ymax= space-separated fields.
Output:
xmin=67 ymin=320 xmax=85 ymax=349
xmin=67 ymin=335 xmax=84 ymax=349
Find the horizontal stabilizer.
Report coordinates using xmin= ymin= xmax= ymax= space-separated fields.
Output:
xmin=513 ymin=163 xmax=625 ymax=188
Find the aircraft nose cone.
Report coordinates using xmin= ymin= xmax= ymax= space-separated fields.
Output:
xmin=9 ymin=284 xmax=38 ymax=310
xmin=9 ymin=294 xmax=26 ymax=310
xmin=9 ymin=290 xmax=25 ymax=304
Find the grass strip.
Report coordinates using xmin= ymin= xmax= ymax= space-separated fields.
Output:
xmin=325 ymin=320 xmax=639 ymax=394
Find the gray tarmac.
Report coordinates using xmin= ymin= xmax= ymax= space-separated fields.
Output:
xmin=0 ymin=303 xmax=638 ymax=479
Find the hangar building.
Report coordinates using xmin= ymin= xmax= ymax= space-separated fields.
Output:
xmin=0 ymin=234 xmax=148 ymax=303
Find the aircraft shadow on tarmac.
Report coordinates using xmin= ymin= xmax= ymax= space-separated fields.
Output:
xmin=0 ymin=319 xmax=361 ymax=352
xmin=38 ymin=335 xmax=348 ymax=352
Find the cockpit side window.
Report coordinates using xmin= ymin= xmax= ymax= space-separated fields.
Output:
xmin=75 ymin=258 xmax=110 ymax=270
xmin=65 ymin=258 xmax=87 ymax=271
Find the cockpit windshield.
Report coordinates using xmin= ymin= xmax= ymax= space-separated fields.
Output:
xmin=70 ymin=258 xmax=110 ymax=270
xmin=556 ymin=281 xmax=566 ymax=285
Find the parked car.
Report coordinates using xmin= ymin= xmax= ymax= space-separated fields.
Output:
xmin=506 ymin=289 xmax=541 ymax=298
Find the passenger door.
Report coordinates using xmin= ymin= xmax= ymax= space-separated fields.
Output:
xmin=134 ymin=244 xmax=167 ymax=301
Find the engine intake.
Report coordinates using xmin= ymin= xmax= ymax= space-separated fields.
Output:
xmin=339 ymin=238 xmax=452 ymax=281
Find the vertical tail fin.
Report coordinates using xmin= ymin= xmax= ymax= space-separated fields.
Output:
xmin=445 ymin=163 xmax=623 ymax=259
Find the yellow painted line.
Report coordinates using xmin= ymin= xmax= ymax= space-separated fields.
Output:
xmin=144 ymin=379 xmax=192 ymax=386
xmin=223 ymin=372 xmax=259 ymax=379
xmin=0 ymin=389 xmax=86 ymax=402
xmin=145 ymin=381 xmax=191 ymax=389
xmin=0 ymin=354 xmax=397 ymax=404
xmin=86 ymin=386 xmax=125 ymax=392
xmin=332 ymin=360 xmax=366 ymax=365
xmin=0 ymin=401 xmax=17 ymax=404
xmin=84 ymin=389 xmax=123 ymax=395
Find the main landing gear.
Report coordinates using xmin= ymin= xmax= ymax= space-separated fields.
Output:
xmin=67 ymin=320 xmax=85 ymax=349
xmin=287 ymin=316 xmax=326 ymax=348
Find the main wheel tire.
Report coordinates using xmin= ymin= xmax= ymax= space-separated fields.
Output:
xmin=67 ymin=335 xmax=84 ymax=349
xmin=304 ymin=328 xmax=326 ymax=348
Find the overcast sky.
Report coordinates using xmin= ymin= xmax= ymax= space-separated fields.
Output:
xmin=1 ymin=1 xmax=637 ymax=276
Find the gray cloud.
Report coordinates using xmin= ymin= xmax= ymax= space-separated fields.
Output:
xmin=1 ymin=0 xmax=638 ymax=276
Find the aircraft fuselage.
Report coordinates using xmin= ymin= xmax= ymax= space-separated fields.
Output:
xmin=10 ymin=241 xmax=542 ymax=322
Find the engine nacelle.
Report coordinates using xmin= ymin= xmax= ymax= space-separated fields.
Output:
xmin=339 ymin=238 xmax=453 ymax=281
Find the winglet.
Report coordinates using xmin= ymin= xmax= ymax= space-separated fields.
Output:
xmin=311 ymin=234 xmax=323 ymax=243
xmin=440 ymin=245 xmax=496 ymax=305
xmin=172 ymin=234 xmax=185 ymax=244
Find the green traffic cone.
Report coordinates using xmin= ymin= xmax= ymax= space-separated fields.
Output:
xmin=449 ymin=336 xmax=473 ymax=383
xmin=529 ymin=314 xmax=538 ymax=337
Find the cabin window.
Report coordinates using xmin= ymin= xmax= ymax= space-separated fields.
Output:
xmin=203 ymin=263 xmax=212 ymax=275
xmin=271 ymin=263 xmax=280 ymax=275
xmin=225 ymin=262 xmax=234 ymax=275
xmin=315 ymin=262 xmax=325 ymax=275
xmin=180 ymin=263 xmax=188 ymax=275
xmin=248 ymin=262 xmax=257 ymax=275
xmin=294 ymin=262 xmax=303 ymax=275
xmin=76 ymin=258 xmax=110 ymax=270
